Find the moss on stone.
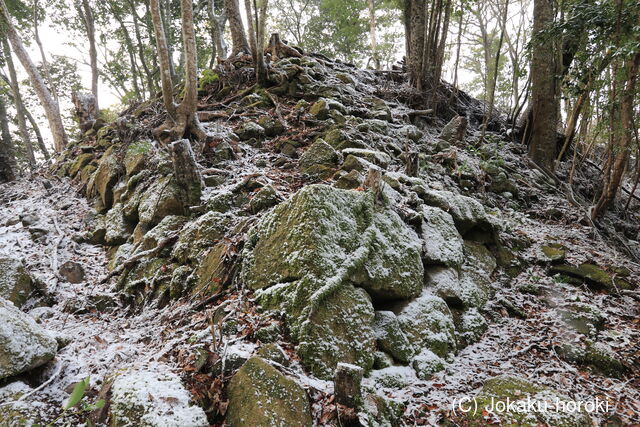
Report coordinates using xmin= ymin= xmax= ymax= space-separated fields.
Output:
xmin=68 ymin=153 xmax=94 ymax=178
xmin=0 ymin=258 xmax=32 ymax=308
xmin=227 ymin=357 xmax=312 ymax=427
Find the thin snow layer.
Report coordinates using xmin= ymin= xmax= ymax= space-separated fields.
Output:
xmin=110 ymin=365 xmax=208 ymax=427
xmin=0 ymin=298 xmax=57 ymax=379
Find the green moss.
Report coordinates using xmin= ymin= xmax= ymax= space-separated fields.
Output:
xmin=124 ymin=141 xmax=153 ymax=176
xmin=227 ymin=357 xmax=312 ymax=427
xmin=549 ymin=263 xmax=634 ymax=291
xmin=541 ymin=243 xmax=567 ymax=263
xmin=198 ymin=69 xmax=219 ymax=91
xmin=0 ymin=258 xmax=32 ymax=308
xmin=68 ymin=153 xmax=94 ymax=178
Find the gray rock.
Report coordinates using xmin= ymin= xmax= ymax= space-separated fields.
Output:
xmin=422 ymin=190 xmax=488 ymax=234
xmin=373 ymin=311 xmax=414 ymax=363
xmin=421 ymin=206 xmax=464 ymax=267
xmin=0 ymin=298 xmax=57 ymax=380
xmin=110 ymin=367 xmax=208 ymax=427
xmin=0 ymin=258 xmax=33 ymax=307
xmin=58 ymin=261 xmax=85 ymax=284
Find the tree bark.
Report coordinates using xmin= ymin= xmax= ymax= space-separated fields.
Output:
xmin=208 ymin=0 xmax=228 ymax=63
xmin=171 ymin=139 xmax=203 ymax=207
xmin=0 ymin=0 xmax=68 ymax=152
xmin=150 ymin=0 xmax=206 ymax=143
xmin=0 ymin=94 xmax=17 ymax=181
xmin=225 ymin=0 xmax=249 ymax=56
xmin=367 ymin=0 xmax=380 ymax=70
xmin=592 ymin=51 xmax=640 ymax=219
xmin=528 ymin=0 xmax=558 ymax=172
xmin=78 ymin=0 xmax=99 ymax=111
xmin=33 ymin=0 xmax=58 ymax=104
xmin=2 ymin=40 xmax=36 ymax=168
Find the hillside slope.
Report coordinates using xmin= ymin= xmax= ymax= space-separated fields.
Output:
xmin=0 ymin=53 xmax=638 ymax=426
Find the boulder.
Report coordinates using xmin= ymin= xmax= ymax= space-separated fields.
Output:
xmin=249 ymin=185 xmax=282 ymax=213
xmin=294 ymin=282 xmax=376 ymax=379
xmin=411 ymin=349 xmax=445 ymax=380
xmin=137 ymin=176 xmax=185 ymax=227
xmin=236 ymin=121 xmax=265 ymax=141
xmin=0 ymin=258 xmax=32 ymax=307
xmin=0 ymin=298 xmax=57 ymax=380
xmin=243 ymin=185 xmax=423 ymax=300
xmin=141 ymin=215 xmax=186 ymax=251
xmin=68 ymin=153 xmax=94 ymax=178
xmin=171 ymin=211 xmax=231 ymax=263
xmin=438 ymin=116 xmax=467 ymax=144
xmin=58 ymin=261 xmax=85 ymax=284
xmin=395 ymin=292 xmax=457 ymax=358
xmin=104 ymin=203 xmax=133 ymax=246
xmin=341 ymin=148 xmax=391 ymax=169
xmin=367 ymin=366 xmax=417 ymax=389
xmin=421 ymin=206 xmax=464 ymax=267
xmin=87 ymin=146 xmax=121 ymax=211
xmin=124 ymin=140 xmax=153 ymax=176
xmin=372 ymin=311 xmax=414 ymax=363
xmin=298 ymin=139 xmax=341 ymax=178
xmin=426 ymin=266 xmax=486 ymax=309
xmin=0 ymin=382 xmax=43 ymax=425
xmin=110 ymin=367 xmax=208 ymax=427
xmin=422 ymin=190 xmax=488 ymax=234
xmin=549 ymin=263 xmax=634 ymax=291
xmin=227 ymin=357 xmax=312 ymax=427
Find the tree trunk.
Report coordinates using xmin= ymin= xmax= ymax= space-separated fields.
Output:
xmin=591 ymin=51 xmax=640 ymax=219
xmin=254 ymin=0 xmax=268 ymax=85
xmin=24 ymin=107 xmax=49 ymax=161
xmin=528 ymin=0 xmax=558 ymax=172
xmin=0 ymin=94 xmax=17 ymax=181
xmin=208 ymin=0 xmax=228 ymax=64
xmin=128 ymin=0 xmax=157 ymax=96
xmin=171 ymin=139 xmax=203 ymax=207
xmin=225 ymin=0 xmax=249 ymax=56
xmin=150 ymin=0 xmax=206 ymax=144
xmin=79 ymin=0 xmax=99 ymax=111
xmin=367 ymin=0 xmax=380 ymax=70
xmin=33 ymin=0 xmax=58 ymax=104
xmin=0 ymin=0 xmax=68 ymax=152
xmin=2 ymin=40 xmax=36 ymax=168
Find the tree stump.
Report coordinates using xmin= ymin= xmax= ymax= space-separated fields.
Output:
xmin=404 ymin=144 xmax=419 ymax=177
xmin=171 ymin=139 xmax=203 ymax=207
xmin=363 ymin=166 xmax=383 ymax=204
xmin=266 ymin=33 xmax=303 ymax=62
xmin=72 ymin=92 xmax=97 ymax=133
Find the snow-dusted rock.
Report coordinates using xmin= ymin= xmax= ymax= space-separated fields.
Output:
xmin=227 ymin=357 xmax=312 ymax=427
xmin=0 ymin=298 xmax=57 ymax=380
xmin=0 ymin=258 xmax=32 ymax=307
xmin=420 ymin=206 xmax=464 ymax=267
xmin=422 ymin=190 xmax=488 ymax=234
xmin=373 ymin=311 xmax=414 ymax=363
xmin=110 ymin=366 xmax=208 ymax=427
xmin=411 ymin=349 xmax=445 ymax=380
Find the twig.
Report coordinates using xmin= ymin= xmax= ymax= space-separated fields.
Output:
xmin=0 ymin=364 xmax=63 ymax=407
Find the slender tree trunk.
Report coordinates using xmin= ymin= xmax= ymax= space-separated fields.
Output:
xmin=528 ymin=0 xmax=558 ymax=172
xmin=208 ymin=0 xmax=228 ymax=64
xmin=252 ymin=0 xmax=268 ymax=85
xmin=79 ymin=0 xmax=99 ymax=111
xmin=0 ymin=0 xmax=67 ymax=152
xmin=128 ymin=0 xmax=157 ymax=96
xmin=33 ymin=0 xmax=58 ymax=104
xmin=150 ymin=0 xmax=206 ymax=143
xmin=367 ymin=0 xmax=380 ymax=70
xmin=225 ymin=0 xmax=248 ymax=56
xmin=2 ymin=40 xmax=36 ymax=168
xmin=592 ymin=51 xmax=640 ymax=219
xmin=24 ymin=108 xmax=49 ymax=160
xmin=0 ymin=94 xmax=17 ymax=181
xmin=244 ymin=0 xmax=257 ymax=55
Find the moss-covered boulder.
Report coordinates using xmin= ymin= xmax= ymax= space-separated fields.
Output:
xmin=141 ymin=215 xmax=187 ymax=251
xmin=137 ymin=176 xmax=185 ymax=227
xmin=294 ymin=282 xmax=376 ymax=379
xmin=367 ymin=366 xmax=417 ymax=389
xmin=227 ymin=357 xmax=312 ymax=427
xmin=298 ymin=139 xmax=341 ymax=178
xmin=87 ymin=146 xmax=121 ymax=211
xmin=549 ymin=263 xmax=634 ymax=291
xmin=395 ymin=292 xmax=457 ymax=358
xmin=104 ymin=203 xmax=133 ymax=246
xmin=68 ymin=153 xmax=94 ymax=178
xmin=110 ymin=368 xmax=208 ymax=427
xmin=373 ymin=311 xmax=414 ymax=363
xmin=422 ymin=190 xmax=488 ymax=234
xmin=457 ymin=375 xmax=592 ymax=426
xmin=557 ymin=302 xmax=604 ymax=336
xmin=193 ymin=242 xmax=231 ymax=296
xmin=557 ymin=341 xmax=627 ymax=377
xmin=0 ymin=298 xmax=57 ymax=380
xmin=341 ymin=148 xmax=391 ymax=169
xmin=426 ymin=266 xmax=486 ymax=309
xmin=171 ymin=211 xmax=231 ymax=263
xmin=411 ymin=349 xmax=445 ymax=380
xmin=243 ymin=184 xmax=423 ymax=301
xmin=249 ymin=185 xmax=282 ymax=213
xmin=0 ymin=382 xmax=44 ymax=425
xmin=421 ymin=206 xmax=464 ymax=267
xmin=124 ymin=140 xmax=153 ymax=176
xmin=0 ymin=258 xmax=32 ymax=308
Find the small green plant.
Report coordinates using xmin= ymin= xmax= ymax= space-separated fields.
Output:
xmin=37 ymin=377 xmax=105 ymax=427
xmin=199 ymin=69 xmax=220 ymax=91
